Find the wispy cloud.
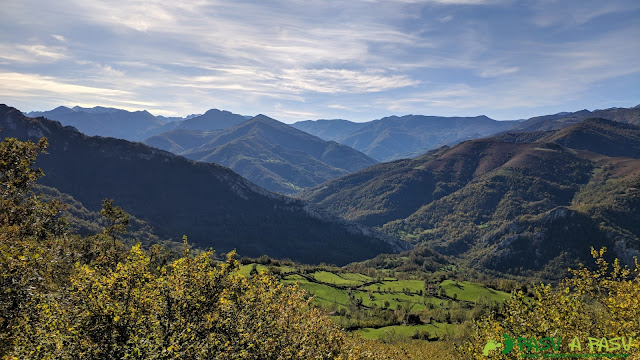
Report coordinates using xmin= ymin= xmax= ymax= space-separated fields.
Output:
xmin=1 ymin=0 xmax=638 ymax=121
xmin=0 ymin=72 xmax=129 ymax=97
xmin=530 ymin=1 xmax=640 ymax=27
xmin=0 ymin=44 xmax=67 ymax=63
xmin=279 ymin=69 xmax=419 ymax=94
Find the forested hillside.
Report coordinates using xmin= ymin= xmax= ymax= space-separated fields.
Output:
xmin=301 ymin=119 xmax=640 ymax=278
xmin=144 ymin=115 xmax=378 ymax=194
xmin=1 ymin=105 xmax=407 ymax=265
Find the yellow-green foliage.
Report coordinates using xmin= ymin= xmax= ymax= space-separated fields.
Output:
xmin=459 ymin=248 xmax=640 ymax=359
xmin=0 ymin=136 xmax=456 ymax=359
xmin=11 ymin=245 xmax=351 ymax=359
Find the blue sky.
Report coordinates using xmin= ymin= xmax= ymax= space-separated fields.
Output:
xmin=1 ymin=0 xmax=639 ymax=122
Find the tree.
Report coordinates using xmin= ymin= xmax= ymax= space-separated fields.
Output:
xmin=0 ymin=137 xmax=68 ymax=355
xmin=13 ymin=246 xmax=350 ymax=359
xmin=458 ymin=248 xmax=640 ymax=359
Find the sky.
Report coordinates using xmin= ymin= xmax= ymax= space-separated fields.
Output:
xmin=1 ymin=0 xmax=639 ymax=123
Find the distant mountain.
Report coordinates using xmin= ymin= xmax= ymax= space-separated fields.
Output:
xmin=143 ymin=129 xmax=218 ymax=154
xmin=27 ymin=106 xmax=164 ymax=141
xmin=300 ymin=118 xmax=640 ymax=278
xmin=26 ymin=106 xmax=249 ymax=141
xmin=156 ymin=113 xmax=202 ymax=123
xmin=151 ymin=108 xmax=248 ymax=135
xmin=144 ymin=115 xmax=378 ymax=194
xmin=507 ymin=106 xmax=640 ymax=133
xmin=291 ymin=119 xmax=367 ymax=142
xmin=1 ymin=104 xmax=409 ymax=265
xmin=294 ymin=115 xmax=519 ymax=162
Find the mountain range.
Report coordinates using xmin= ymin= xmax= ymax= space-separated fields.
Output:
xmin=506 ymin=106 xmax=640 ymax=133
xmin=26 ymin=106 xmax=250 ymax=141
xmin=2 ymin=104 xmax=409 ymax=265
xmin=292 ymin=115 xmax=520 ymax=161
xmin=150 ymin=108 xmax=250 ymax=135
xmin=16 ymin=102 xmax=640 ymax=277
xmin=143 ymin=115 xmax=378 ymax=194
xmin=300 ymin=118 xmax=640 ymax=278
xmin=26 ymin=106 xmax=164 ymax=141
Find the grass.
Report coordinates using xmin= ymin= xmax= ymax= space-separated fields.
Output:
xmin=312 ymin=271 xmax=365 ymax=286
xmin=439 ymin=280 xmax=511 ymax=302
xmin=282 ymin=274 xmax=352 ymax=309
xmin=358 ymin=322 xmax=458 ymax=340
xmin=364 ymin=280 xmax=425 ymax=293
xmin=340 ymin=272 xmax=374 ymax=283
xmin=237 ymin=264 xmax=296 ymax=277
xmin=237 ymin=264 xmax=270 ymax=277
xmin=354 ymin=291 xmax=441 ymax=312
xmin=245 ymin=265 xmax=512 ymax=343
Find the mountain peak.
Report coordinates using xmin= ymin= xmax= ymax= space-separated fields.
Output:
xmin=204 ymin=108 xmax=227 ymax=115
xmin=250 ymin=114 xmax=279 ymax=123
xmin=52 ymin=105 xmax=73 ymax=112
xmin=71 ymin=105 xmax=122 ymax=114
xmin=145 ymin=112 xmax=377 ymax=194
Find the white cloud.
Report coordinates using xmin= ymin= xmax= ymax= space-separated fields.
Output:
xmin=0 ymin=44 xmax=67 ymax=63
xmin=1 ymin=0 xmax=638 ymax=121
xmin=365 ymin=0 xmax=500 ymax=4
xmin=51 ymin=34 xmax=67 ymax=43
xmin=478 ymin=66 xmax=519 ymax=78
xmin=279 ymin=69 xmax=419 ymax=94
xmin=0 ymin=72 xmax=129 ymax=97
xmin=271 ymin=104 xmax=320 ymax=120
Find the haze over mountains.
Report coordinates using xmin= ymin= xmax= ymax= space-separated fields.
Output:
xmin=27 ymin=106 xmax=165 ymax=141
xmin=293 ymin=115 xmax=520 ymax=161
xmin=26 ymin=106 xmax=249 ymax=142
xmin=144 ymin=115 xmax=378 ymax=194
xmin=2 ymin=104 xmax=409 ymax=265
xmin=300 ymin=117 xmax=640 ymax=278
xmin=28 ymin=104 xmax=639 ymax=167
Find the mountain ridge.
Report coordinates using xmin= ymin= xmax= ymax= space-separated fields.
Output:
xmin=2 ymin=104 xmax=409 ymax=265
xmin=293 ymin=114 xmax=519 ymax=161
xmin=144 ymin=114 xmax=378 ymax=194
xmin=300 ymin=118 xmax=640 ymax=278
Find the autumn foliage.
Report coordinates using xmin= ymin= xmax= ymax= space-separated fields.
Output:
xmin=459 ymin=248 xmax=640 ymax=359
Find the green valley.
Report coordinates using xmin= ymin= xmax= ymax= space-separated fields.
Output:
xmin=236 ymin=257 xmax=512 ymax=342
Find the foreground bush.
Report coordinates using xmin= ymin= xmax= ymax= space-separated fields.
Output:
xmin=459 ymin=248 xmax=640 ymax=359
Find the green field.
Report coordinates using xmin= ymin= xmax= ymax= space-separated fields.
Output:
xmin=312 ymin=271 xmax=366 ymax=286
xmin=241 ymin=264 xmax=513 ymax=342
xmin=282 ymin=274 xmax=352 ymax=309
xmin=364 ymin=279 xmax=425 ymax=293
xmin=358 ymin=322 xmax=458 ymax=340
xmin=238 ymin=264 xmax=270 ymax=277
xmin=439 ymin=280 xmax=511 ymax=302
xmin=238 ymin=264 xmax=296 ymax=277
xmin=339 ymin=272 xmax=374 ymax=283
